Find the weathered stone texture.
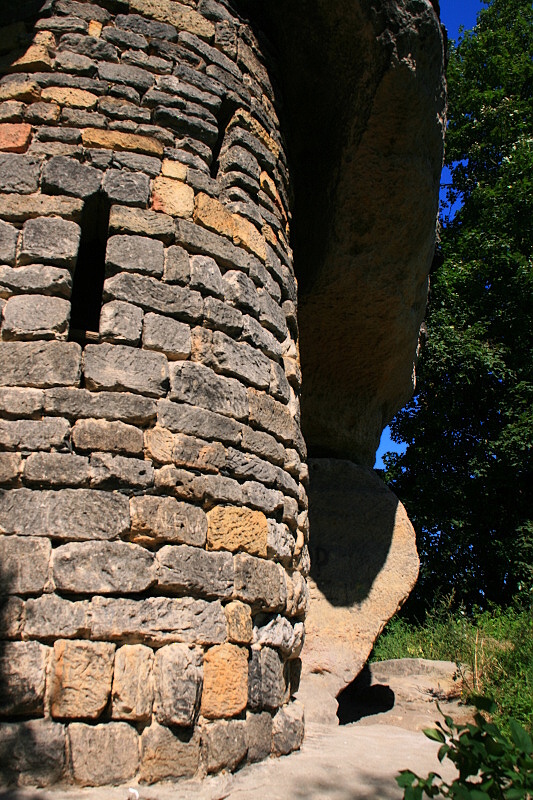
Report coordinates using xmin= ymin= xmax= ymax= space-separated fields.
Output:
xmin=207 ymin=505 xmax=268 ymax=557
xmin=52 ymin=541 xmax=155 ymax=594
xmin=153 ymin=643 xmax=202 ymax=726
xmin=157 ymin=544 xmax=233 ymax=599
xmin=0 ymin=341 xmax=81 ymax=388
xmin=202 ymin=718 xmax=247 ymax=774
xmin=69 ymin=722 xmax=139 ymax=786
xmin=130 ymin=495 xmax=207 ymax=546
xmin=0 ymin=720 xmax=66 ymax=787
xmin=0 ymin=536 xmax=51 ymax=594
xmin=201 ymin=643 xmax=248 ymax=719
xmin=50 ymin=640 xmax=115 ymax=719
xmin=0 ymin=641 xmax=49 ymax=716
xmin=112 ymin=644 xmax=154 ymax=722
xmin=83 ymin=343 xmax=169 ymax=397
xmin=271 ymin=701 xmax=305 ymax=756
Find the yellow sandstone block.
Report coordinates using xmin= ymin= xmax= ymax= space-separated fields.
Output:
xmin=193 ymin=192 xmax=234 ymax=240
xmin=225 ymin=601 xmax=253 ymax=644
xmin=88 ymin=20 xmax=102 ymax=37
xmin=207 ymin=505 xmax=268 ymax=558
xmin=200 ymin=643 xmax=248 ymax=719
xmin=232 ymin=213 xmax=267 ymax=262
xmin=42 ymin=87 xmax=97 ymax=109
xmin=81 ymin=128 xmax=164 ymax=157
xmin=130 ymin=0 xmax=215 ymax=40
xmin=151 ymin=176 xmax=194 ymax=218
xmin=228 ymin=110 xmax=280 ymax=159
xmin=0 ymin=79 xmax=41 ymax=103
xmin=161 ymin=159 xmax=187 ymax=180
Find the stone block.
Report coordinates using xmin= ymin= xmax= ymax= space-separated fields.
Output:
xmin=234 ymin=553 xmax=287 ymax=612
xmin=140 ymin=722 xmax=200 ymax=783
xmin=163 ymin=244 xmax=190 ymax=284
xmin=225 ymin=600 xmax=252 ymax=644
xmin=129 ymin=494 xmax=207 ymax=546
xmin=151 ymin=175 xmax=194 ymax=217
xmin=145 ymin=426 xmax=225 ymax=473
xmin=267 ymin=519 xmax=295 ymax=565
xmin=131 ymin=0 xmax=214 ymax=38
xmin=0 ymin=720 xmax=66 ymax=787
xmin=102 ymin=168 xmax=150 ymax=207
xmin=0 ymin=535 xmax=51 ymax=595
xmin=105 ymin=234 xmax=164 ymax=277
xmin=2 ymin=294 xmax=71 ymax=340
xmin=203 ymin=296 xmax=243 ymax=336
xmin=19 ymin=217 xmax=81 ymax=268
xmin=0 ymin=122 xmax=32 ymax=153
xmin=44 ymin=387 xmax=156 ymax=425
xmin=271 ymin=701 xmax=305 ymax=755
xmin=88 ymin=596 xmax=226 ymax=646
xmin=202 ymin=718 xmax=247 ymax=773
xmin=143 ymin=312 xmax=191 ymax=359
xmin=82 ymin=127 xmax=164 ymax=157
xmin=112 ymin=644 xmax=154 ymax=722
xmin=0 ymin=417 xmax=70 ymax=451
xmin=153 ymin=643 xmax=202 ymax=726
xmin=254 ymin=616 xmax=304 ymax=660
xmin=23 ymin=451 xmax=90 ymax=486
xmin=0 ymin=342 xmax=81 ymax=388
xmin=175 ymin=217 xmax=255 ymax=273
xmin=201 ymin=643 xmax=248 ymax=719
xmin=226 ymin=447 xmax=277 ymax=485
xmin=189 ymin=254 xmax=223 ymax=297
xmin=42 ymin=155 xmax=101 ymax=198
xmin=41 ymin=86 xmax=97 ymax=109
xmin=98 ymin=61 xmax=155 ymax=93
xmin=0 ymin=219 xmax=18 ymax=264
xmin=0 ymin=193 xmax=83 ymax=223
xmin=0 ymin=78 xmax=40 ymax=104
xmin=57 ymin=32 xmax=115 ymax=59
xmin=69 ymin=722 xmax=139 ymax=786
xmin=0 ymin=641 xmax=49 ymax=716
xmin=198 ymin=473 xmax=245 ymax=507
xmin=157 ymin=398 xmax=242 ymax=445
xmin=24 ymin=594 xmax=89 ymax=640
xmin=241 ymin=424 xmax=285 ymax=466
xmin=0 ymin=152 xmax=39 ymax=198
xmin=90 ymin=452 xmax=154 ymax=489
xmin=98 ymin=96 xmax=151 ymax=123
xmin=113 ymin=151 xmax=161 ymax=175
xmin=0 ymin=265 xmax=72 ymax=298
xmin=0 ymin=451 xmax=22 ymax=484
xmin=83 ymin=342 xmax=169 ymax=397
xmin=207 ymin=330 xmax=271 ymax=390
xmin=245 ymin=710 xmax=272 ymax=763
xmin=0 ymin=387 xmax=44 ymax=419
xmin=207 ymin=505 xmax=268 ymax=557
xmin=270 ymin=361 xmax=291 ymax=403
xmin=72 ymin=417 xmax=143 ymax=456
xmin=243 ymin=481 xmax=284 ymax=514
xmin=157 ymin=544 xmax=233 ymax=599
xmin=109 ymin=203 xmax=173 ymax=240
xmin=98 ymin=300 xmax=143 ymax=344
xmin=248 ymin=646 xmax=288 ymax=712
xmin=0 ymin=488 xmax=130 ymax=541
xmin=193 ymin=190 xmax=234 ymax=240
xmin=104 ymin=271 xmax=203 ymax=322
xmin=242 ymin=314 xmax=282 ymax=359
xmin=50 ymin=639 xmax=115 ymax=720
xmin=169 ymin=360 xmax=248 ymax=419
xmin=52 ymin=541 xmax=155 ymax=594
xmin=247 ymin=387 xmax=300 ymax=448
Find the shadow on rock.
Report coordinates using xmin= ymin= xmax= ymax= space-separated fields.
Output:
xmin=336 ymin=664 xmax=395 ymax=725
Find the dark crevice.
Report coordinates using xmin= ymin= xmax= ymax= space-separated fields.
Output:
xmin=68 ymin=193 xmax=110 ymax=346
xmin=210 ymin=96 xmax=241 ymax=179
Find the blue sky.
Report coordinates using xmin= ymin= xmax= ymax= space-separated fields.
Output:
xmin=374 ymin=0 xmax=485 ymax=470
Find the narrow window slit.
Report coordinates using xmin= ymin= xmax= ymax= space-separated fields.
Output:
xmin=68 ymin=193 xmax=110 ymax=345
xmin=210 ymin=98 xmax=240 ymax=179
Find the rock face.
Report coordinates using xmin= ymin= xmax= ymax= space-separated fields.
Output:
xmin=298 ymin=460 xmax=420 ymax=724
xmin=0 ymin=0 xmax=445 ymax=788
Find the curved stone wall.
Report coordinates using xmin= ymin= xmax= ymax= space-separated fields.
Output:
xmin=0 ymin=0 xmax=308 ymax=786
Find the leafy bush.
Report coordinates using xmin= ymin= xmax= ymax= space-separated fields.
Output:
xmin=397 ymin=697 xmax=533 ymax=799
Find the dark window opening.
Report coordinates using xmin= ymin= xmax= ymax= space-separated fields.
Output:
xmin=68 ymin=193 xmax=110 ymax=345
xmin=210 ymin=97 xmax=241 ymax=180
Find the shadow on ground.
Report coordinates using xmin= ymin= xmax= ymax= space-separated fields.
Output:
xmin=337 ymin=663 xmax=395 ymax=725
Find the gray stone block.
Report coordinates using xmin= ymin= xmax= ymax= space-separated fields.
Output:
xmin=99 ymin=300 xmax=143 ymax=344
xmin=157 ymin=398 xmax=242 ymax=445
xmin=243 ymin=480 xmax=284 ymax=514
xmin=245 ymin=710 xmax=273 ymax=763
xmin=258 ymin=287 xmax=287 ymax=340
xmin=140 ymin=722 xmax=200 ymax=783
xmin=36 ymin=15 xmax=89 ymax=32
xmin=205 ymin=330 xmax=272 ymax=390
xmin=0 ymin=265 xmax=72 ymax=298
xmin=0 ymin=488 xmax=130 ymax=541
xmin=220 ymin=145 xmax=261 ymax=181
xmin=2 ymin=295 xmax=70 ymax=340
xmin=0 ymin=536 xmax=51 ymax=595
xmin=102 ymin=26 xmax=148 ymax=50
xmin=19 ymin=217 xmax=81 ymax=268
xmin=247 ymin=387 xmax=301 ymax=449
xmin=106 ymin=234 xmax=164 ymax=277
xmin=23 ymin=452 xmax=90 ymax=487
xmin=58 ymin=33 xmax=118 ymax=62
xmin=0 ymin=641 xmax=49 ymax=716
xmin=69 ymin=722 xmax=139 ymax=787
xmin=88 ymin=596 xmax=227 ymax=646
xmin=98 ymin=97 xmax=151 ymax=123
xmin=0 ymin=720 xmax=66 ymax=787
xmin=234 ymin=553 xmax=287 ymax=612
xmin=254 ymin=616 xmax=304 ymax=660
xmin=0 ymin=451 xmax=22 ymax=485
xmin=53 ymin=541 xmax=155 ymax=594
xmin=241 ymin=313 xmax=282 ymax=359
xmin=143 ymin=312 xmax=191 ymax=359
xmin=197 ymin=473 xmax=244 ymax=506
xmin=163 ymin=244 xmax=190 ymax=284
xmin=116 ymin=13 xmax=178 ymax=40
xmin=203 ymin=296 xmax=243 ymax=336
xmin=203 ymin=719 xmax=247 ymax=774
xmin=113 ymin=151 xmax=162 ymax=175
xmin=169 ymin=360 xmax=248 ymax=420
xmin=90 ymin=452 xmax=154 ymax=489
xmin=42 ymin=155 xmax=102 ymax=198
xmin=223 ymin=269 xmax=260 ymax=314
xmin=0 ymin=153 xmax=40 ymax=194
xmin=83 ymin=342 xmax=169 ymax=397
xmin=0 ymin=417 xmax=70 ymax=451
xmin=0 ymin=219 xmax=18 ymax=265
xmin=44 ymin=387 xmax=156 ymax=425
xmin=272 ymin=701 xmax=305 ymax=756
xmin=267 ymin=520 xmax=295 ymax=566
xmin=154 ymin=106 xmax=218 ymax=146
xmin=0 ymin=389 xmax=42 ymax=420
xmin=189 ymin=254 xmax=224 ymax=297
xmin=157 ymin=544 xmax=233 ymax=599
xmin=153 ymin=643 xmax=202 ymax=727
xmin=55 ymin=1 xmax=111 ymax=22
xmin=54 ymin=50 xmax=98 ymax=76
xmin=226 ymin=447 xmax=277 ymax=485
xmin=109 ymin=205 xmax=174 ymax=243
xmin=104 ymin=272 xmax=203 ymax=322
xmin=102 ymin=168 xmax=151 ymax=207
xmin=241 ymin=424 xmax=285 ymax=466
xmin=175 ymin=217 xmax=254 ymax=273
xmin=24 ymin=594 xmax=89 ymax=640
xmin=130 ymin=494 xmax=207 ymax=547
xmin=98 ymin=61 xmax=155 ymax=92
xmin=111 ymin=644 xmax=153 ymax=722
xmin=72 ymin=417 xmax=143 ymax=455
xmin=270 ymin=361 xmax=291 ymax=403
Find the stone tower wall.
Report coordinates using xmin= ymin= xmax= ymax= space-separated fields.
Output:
xmin=0 ymin=0 xmax=308 ymax=786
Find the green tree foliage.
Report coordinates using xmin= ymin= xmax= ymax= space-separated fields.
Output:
xmin=383 ymin=0 xmax=533 ymax=612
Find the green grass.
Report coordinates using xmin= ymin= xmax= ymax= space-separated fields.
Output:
xmin=371 ymin=602 xmax=533 ymax=734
